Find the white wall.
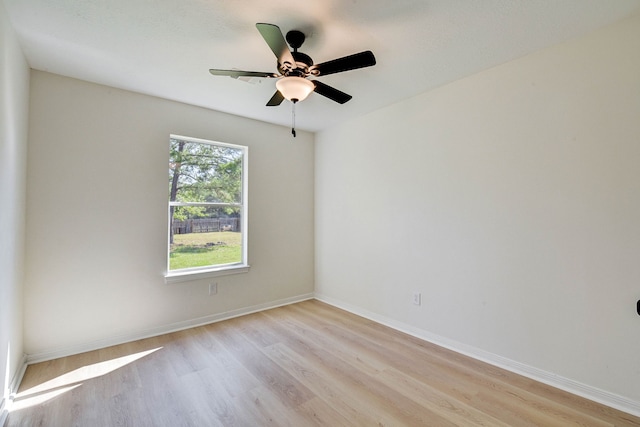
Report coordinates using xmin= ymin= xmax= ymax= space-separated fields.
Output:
xmin=316 ymin=13 xmax=640 ymax=405
xmin=24 ymin=72 xmax=314 ymax=357
xmin=0 ymin=0 xmax=29 ymax=417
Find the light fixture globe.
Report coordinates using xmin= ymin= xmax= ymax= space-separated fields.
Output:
xmin=276 ymin=76 xmax=314 ymax=103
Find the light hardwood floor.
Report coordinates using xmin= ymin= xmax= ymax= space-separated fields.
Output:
xmin=5 ymin=300 xmax=639 ymax=426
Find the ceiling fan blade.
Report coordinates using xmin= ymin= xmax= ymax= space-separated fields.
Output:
xmin=266 ymin=90 xmax=285 ymax=106
xmin=312 ymin=81 xmax=352 ymax=104
xmin=209 ymin=69 xmax=278 ymax=79
xmin=256 ymin=23 xmax=296 ymax=67
xmin=312 ymin=51 xmax=376 ymax=76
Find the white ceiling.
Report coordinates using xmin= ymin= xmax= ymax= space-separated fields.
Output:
xmin=4 ymin=0 xmax=640 ymax=132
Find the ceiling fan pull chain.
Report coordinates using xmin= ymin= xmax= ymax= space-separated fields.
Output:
xmin=291 ymin=101 xmax=297 ymax=138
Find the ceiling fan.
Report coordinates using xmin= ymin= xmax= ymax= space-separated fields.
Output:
xmin=209 ymin=23 xmax=376 ymax=135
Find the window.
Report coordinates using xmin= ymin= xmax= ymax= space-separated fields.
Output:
xmin=165 ymin=135 xmax=248 ymax=282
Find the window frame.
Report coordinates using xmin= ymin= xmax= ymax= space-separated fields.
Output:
xmin=164 ymin=134 xmax=249 ymax=283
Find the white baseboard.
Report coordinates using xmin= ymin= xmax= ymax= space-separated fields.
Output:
xmin=26 ymin=293 xmax=314 ymax=364
xmin=314 ymin=293 xmax=640 ymax=418
xmin=1 ymin=353 xmax=28 ymax=426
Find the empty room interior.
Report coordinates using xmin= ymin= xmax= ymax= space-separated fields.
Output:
xmin=2 ymin=0 xmax=640 ymax=425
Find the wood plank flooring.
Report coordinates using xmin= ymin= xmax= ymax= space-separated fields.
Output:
xmin=5 ymin=300 xmax=639 ymax=426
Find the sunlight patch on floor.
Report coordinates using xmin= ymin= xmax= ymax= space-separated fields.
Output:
xmin=11 ymin=384 xmax=82 ymax=411
xmin=10 ymin=347 xmax=161 ymax=412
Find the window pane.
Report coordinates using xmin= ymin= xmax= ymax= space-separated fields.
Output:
xmin=169 ymin=139 xmax=243 ymax=204
xmin=168 ymin=135 xmax=247 ymax=274
xmin=169 ymin=206 xmax=242 ymax=270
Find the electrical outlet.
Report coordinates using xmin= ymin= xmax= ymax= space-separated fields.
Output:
xmin=412 ymin=292 xmax=421 ymax=306
xmin=209 ymin=282 xmax=218 ymax=296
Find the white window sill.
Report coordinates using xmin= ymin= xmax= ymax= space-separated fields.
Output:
xmin=164 ymin=264 xmax=250 ymax=284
